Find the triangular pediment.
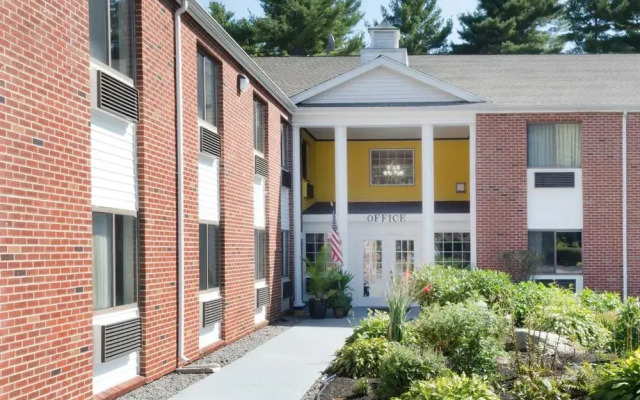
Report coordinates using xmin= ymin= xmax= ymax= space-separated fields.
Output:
xmin=292 ymin=57 xmax=484 ymax=106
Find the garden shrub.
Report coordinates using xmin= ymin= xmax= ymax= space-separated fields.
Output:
xmin=376 ymin=343 xmax=446 ymax=400
xmin=511 ymin=374 xmax=570 ymax=400
xmin=581 ymin=288 xmax=622 ymax=313
xmin=557 ymin=362 xmax=609 ymax=398
xmin=512 ymin=281 xmax=574 ymax=326
xmin=325 ymin=337 xmax=391 ymax=379
xmin=413 ymin=300 xmax=507 ymax=376
xmin=613 ymin=297 xmax=640 ymax=355
xmin=345 ymin=310 xmax=390 ymax=344
xmin=591 ymin=349 xmax=640 ymax=400
xmin=413 ymin=265 xmax=514 ymax=307
xmin=353 ymin=378 xmax=370 ymax=396
xmin=392 ymin=373 xmax=500 ymax=400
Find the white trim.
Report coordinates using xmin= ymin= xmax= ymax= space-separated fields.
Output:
xmin=91 ymin=206 xmax=137 ymax=217
xmin=198 ymin=119 xmax=219 ymax=136
xmin=291 ymin=57 xmax=485 ymax=105
xmin=421 ymin=124 xmax=435 ymax=265
xmin=469 ymin=123 xmax=477 ymax=268
xmin=292 ymin=126 xmax=304 ymax=308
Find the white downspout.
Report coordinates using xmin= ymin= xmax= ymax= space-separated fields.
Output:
xmin=175 ymin=0 xmax=189 ymax=363
xmin=622 ymin=109 xmax=628 ymax=300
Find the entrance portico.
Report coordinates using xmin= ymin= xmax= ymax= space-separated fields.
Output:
xmin=292 ymin=113 xmax=477 ymax=307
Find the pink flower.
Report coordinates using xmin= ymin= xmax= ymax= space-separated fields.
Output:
xmin=421 ymin=285 xmax=432 ymax=295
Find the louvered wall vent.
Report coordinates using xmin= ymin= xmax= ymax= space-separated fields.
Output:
xmin=255 ymin=155 xmax=268 ymax=177
xmin=200 ymin=126 xmax=221 ymax=157
xmin=101 ymin=317 xmax=141 ymax=363
xmin=281 ymin=170 xmax=292 ymax=188
xmin=97 ymin=70 xmax=140 ymax=123
xmin=535 ymin=279 xmax=577 ymax=292
xmin=534 ymin=172 xmax=575 ymax=188
xmin=282 ymin=280 xmax=292 ymax=300
xmin=202 ymin=298 xmax=223 ymax=328
xmin=256 ymin=286 xmax=269 ymax=308
xmin=305 ymin=183 xmax=315 ymax=199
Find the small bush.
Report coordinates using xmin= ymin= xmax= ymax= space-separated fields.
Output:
xmin=414 ymin=300 xmax=507 ymax=376
xmin=580 ymin=288 xmax=622 ymax=313
xmin=511 ymin=374 xmax=570 ymax=400
xmin=393 ymin=373 xmax=500 ymax=400
xmin=513 ymin=281 xmax=573 ymax=326
xmin=346 ymin=310 xmax=390 ymax=344
xmin=614 ymin=297 xmax=640 ymax=355
xmin=325 ymin=337 xmax=391 ymax=379
xmin=592 ymin=349 xmax=640 ymax=400
xmin=557 ymin=362 xmax=609 ymax=398
xmin=353 ymin=378 xmax=370 ymax=396
xmin=467 ymin=269 xmax=515 ymax=307
xmin=376 ymin=343 xmax=446 ymax=399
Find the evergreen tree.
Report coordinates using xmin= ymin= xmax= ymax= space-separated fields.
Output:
xmin=612 ymin=0 xmax=640 ymax=51
xmin=565 ymin=0 xmax=618 ymax=52
xmin=380 ymin=0 xmax=453 ymax=54
xmin=452 ymin=0 xmax=565 ymax=54
xmin=209 ymin=2 xmax=260 ymax=54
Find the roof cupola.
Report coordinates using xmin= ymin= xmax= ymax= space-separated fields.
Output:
xmin=360 ymin=20 xmax=408 ymax=66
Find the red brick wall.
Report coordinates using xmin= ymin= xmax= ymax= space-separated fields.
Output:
xmin=476 ymin=113 xmax=631 ymax=294
xmin=0 ymin=2 xmax=94 ymax=400
xmin=626 ymin=113 xmax=640 ymax=297
xmin=135 ymin=0 xmax=179 ymax=381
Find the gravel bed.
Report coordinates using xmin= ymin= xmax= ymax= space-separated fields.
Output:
xmin=121 ymin=318 xmax=300 ymax=400
xmin=299 ymin=375 xmax=325 ymax=400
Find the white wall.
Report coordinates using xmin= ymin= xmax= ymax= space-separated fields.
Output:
xmin=254 ymin=175 xmax=266 ymax=229
xmin=91 ymin=111 xmax=137 ymax=212
xmin=527 ymin=168 xmax=582 ymax=230
xmin=280 ymin=187 xmax=290 ymax=228
xmin=198 ymin=154 xmax=220 ymax=223
xmin=303 ymin=67 xmax=460 ymax=105
xmin=93 ymin=308 xmax=139 ymax=395
xmin=199 ymin=290 xmax=222 ymax=349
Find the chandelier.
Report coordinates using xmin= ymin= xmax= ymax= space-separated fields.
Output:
xmin=382 ymin=162 xmax=405 ymax=177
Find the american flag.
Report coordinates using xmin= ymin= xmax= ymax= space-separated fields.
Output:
xmin=330 ymin=203 xmax=343 ymax=265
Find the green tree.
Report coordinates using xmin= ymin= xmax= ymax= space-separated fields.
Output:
xmin=452 ymin=0 xmax=565 ymax=54
xmin=612 ymin=0 xmax=640 ymax=51
xmin=380 ymin=0 xmax=453 ymax=54
xmin=210 ymin=0 xmax=365 ymax=56
xmin=565 ymin=0 xmax=618 ymax=52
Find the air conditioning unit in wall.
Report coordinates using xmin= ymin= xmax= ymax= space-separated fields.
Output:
xmin=202 ymin=298 xmax=223 ymax=328
xmin=534 ymin=172 xmax=575 ymax=188
xmin=90 ymin=67 xmax=140 ymax=123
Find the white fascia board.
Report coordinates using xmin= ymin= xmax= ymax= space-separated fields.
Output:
xmin=291 ymin=56 xmax=486 ymax=105
xmin=293 ymin=107 xmax=477 ymax=127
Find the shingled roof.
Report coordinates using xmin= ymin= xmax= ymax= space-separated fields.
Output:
xmin=254 ymin=54 xmax=640 ymax=108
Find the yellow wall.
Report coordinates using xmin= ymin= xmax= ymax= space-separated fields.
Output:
xmin=301 ymin=135 xmax=469 ymax=209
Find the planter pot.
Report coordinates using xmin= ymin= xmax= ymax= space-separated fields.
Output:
xmin=333 ymin=308 xmax=344 ymax=319
xmin=309 ymin=301 xmax=327 ymax=319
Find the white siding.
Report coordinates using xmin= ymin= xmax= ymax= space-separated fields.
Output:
xmin=372 ymin=31 xmax=398 ymax=49
xmin=280 ymin=187 xmax=290 ymax=229
xmin=303 ymin=66 xmax=461 ymax=105
xmin=254 ymin=175 xmax=266 ymax=229
xmin=198 ymin=154 xmax=220 ymax=224
xmin=91 ymin=111 xmax=137 ymax=212
xmin=527 ymin=168 xmax=583 ymax=230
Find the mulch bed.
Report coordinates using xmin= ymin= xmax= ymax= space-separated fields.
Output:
xmin=318 ymin=377 xmax=377 ymax=400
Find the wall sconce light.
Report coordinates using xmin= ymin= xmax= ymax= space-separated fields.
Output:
xmin=238 ymin=74 xmax=250 ymax=92
xmin=456 ymin=182 xmax=466 ymax=193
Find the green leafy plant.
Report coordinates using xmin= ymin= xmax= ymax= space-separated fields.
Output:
xmin=557 ymin=362 xmax=609 ymax=398
xmin=581 ymin=288 xmax=622 ymax=313
xmin=413 ymin=300 xmax=507 ymax=376
xmin=376 ymin=343 xmax=446 ymax=399
xmin=392 ymin=373 xmax=500 ymax=400
xmin=346 ymin=310 xmax=390 ymax=344
xmin=325 ymin=337 xmax=392 ymax=379
xmin=614 ymin=297 xmax=640 ymax=356
xmin=353 ymin=378 xmax=370 ymax=396
xmin=386 ymin=273 xmax=416 ymax=342
xmin=592 ymin=349 xmax=640 ymax=400
xmin=511 ymin=373 xmax=570 ymax=400
xmin=305 ymin=245 xmax=337 ymax=302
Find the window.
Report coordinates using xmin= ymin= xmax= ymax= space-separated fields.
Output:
xmin=197 ymin=51 xmax=219 ymax=127
xmin=434 ymin=232 xmax=471 ymax=268
xmin=281 ymin=122 xmax=290 ymax=170
xmin=301 ymin=141 xmax=309 ymax=180
xmin=281 ymin=230 xmax=290 ymax=278
xmin=529 ymin=231 xmax=582 ymax=274
xmin=395 ymin=240 xmax=415 ymax=276
xmin=304 ymin=233 xmax=327 ymax=262
xmin=89 ymin=0 xmax=135 ymax=78
xmin=370 ymin=149 xmax=414 ymax=186
xmin=92 ymin=212 xmax=137 ymax=310
xmin=527 ymin=124 xmax=581 ymax=168
xmin=255 ymin=229 xmax=267 ymax=280
xmin=199 ymin=224 xmax=221 ymax=291
xmin=363 ymin=240 xmax=383 ymax=298
xmin=254 ymin=100 xmax=266 ymax=154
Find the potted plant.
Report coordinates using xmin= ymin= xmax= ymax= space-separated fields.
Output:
xmin=305 ymin=246 xmax=334 ymax=319
xmin=327 ymin=268 xmax=354 ymax=318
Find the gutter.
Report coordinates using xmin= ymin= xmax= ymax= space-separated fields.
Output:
xmin=622 ymin=109 xmax=628 ymax=300
xmin=186 ymin=1 xmax=297 ymax=114
xmin=175 ymin=0 xmax=189 ymax=363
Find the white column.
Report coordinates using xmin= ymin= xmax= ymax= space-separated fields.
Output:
xmin=292 ymin=125 xmax=304 ymax=308
xmin=469 ymin=123 xmax=477 ymax=268
xmin=334 ymin=126 xmax=349 ymax=269
xmin=421 ymin=124 xmax=435 ymax=265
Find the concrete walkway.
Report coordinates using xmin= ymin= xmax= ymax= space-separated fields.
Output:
xmin=169 ymin=309 xmax=366 ymax=400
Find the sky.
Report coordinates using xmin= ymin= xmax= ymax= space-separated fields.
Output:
xmin=197 ymin=0 xmax=479 ymax=43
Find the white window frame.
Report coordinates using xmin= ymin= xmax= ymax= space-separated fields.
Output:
xmin=369 ymin=148 xmax=415 ymax=187
xmin=89 ymin=0 xmax=136 ymax=79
